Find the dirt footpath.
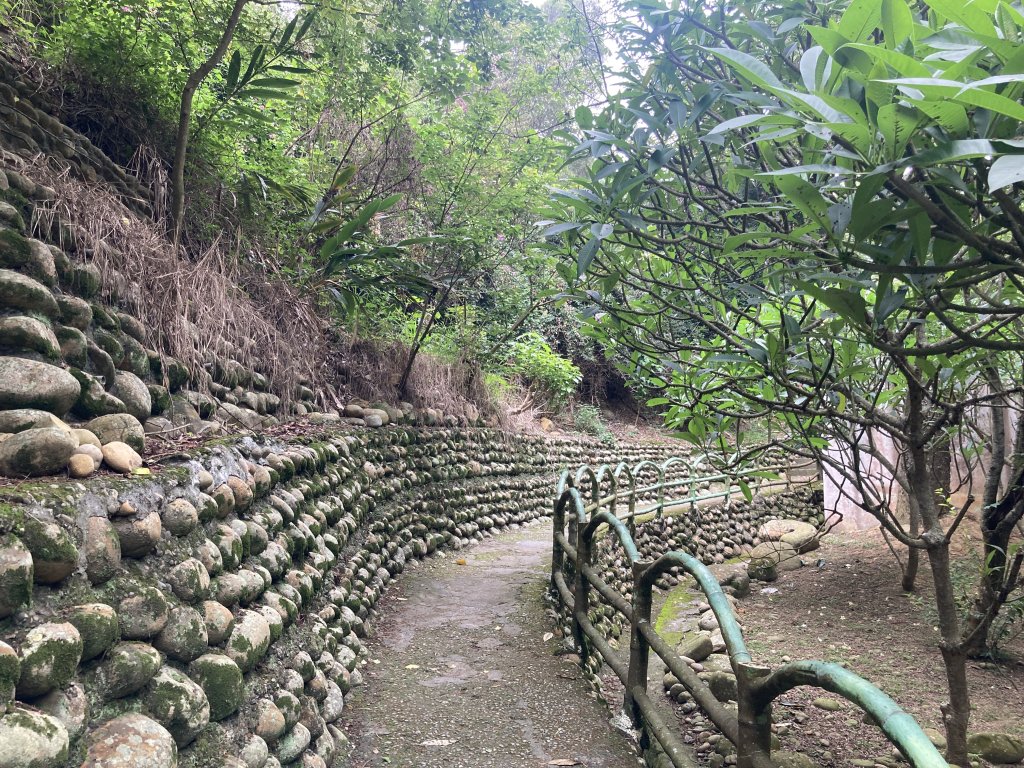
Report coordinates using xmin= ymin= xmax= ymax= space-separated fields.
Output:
xmin=339 ymin=521 xmax=643 ymax=768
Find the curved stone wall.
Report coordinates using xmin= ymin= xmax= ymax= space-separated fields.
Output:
xmin=0 ymin=425 xmax=695 ymax=767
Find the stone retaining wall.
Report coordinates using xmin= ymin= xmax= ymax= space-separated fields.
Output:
xmin=0 ymin=425 xmax=696 ymax=768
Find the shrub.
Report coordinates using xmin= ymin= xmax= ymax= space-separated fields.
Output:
xmin=574 ymin=404 xmax=614 ymax=443
xmin=509 ymin=332 xmax=581 ymax=408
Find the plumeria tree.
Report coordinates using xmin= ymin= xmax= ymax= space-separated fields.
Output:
xmin=541 ymin=0 xmax=1024 ymax=761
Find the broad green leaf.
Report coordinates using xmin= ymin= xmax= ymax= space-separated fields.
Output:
xmin=842 ymin=44 xmax=932 ymax=77
xmin=575 ymin=105 xmax=594 ymax=130
xmin=278 ymin=13 xmax=299 ymax=50
xmin=238 ymin=88 xmax=297 ymax=101
xmin=915 ymin=100 xmax=970 ymax=136
xmin=989 ymin=154 xmax=1024 ymax=190
xmin=704 ymin=47 xmax=785 ymax=90
xmin=796 ymin=281 xmax=868 ymax=324
xmin=839 ymin=0 xmax=883 ymax=41
xmin=807 ymin=26 xmax=853 ymax=57
xmin=926 ymin=0 xmax=998 ymax=37
xmin=226 ymin=50 xmax=241 ymax=90
xmin=577 ymin=236 xmax=600 ymax=278
xmin=542 ymin=222 xmax=585 ymax=236
xmin=247 ymin=77 xmax=301 ymax=89
xmin=877 ymin=103 xmax=921 ymax=159
xmin=881 ymin=0 xmax=915 ymax=46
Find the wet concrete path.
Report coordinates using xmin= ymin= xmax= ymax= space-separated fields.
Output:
xmin=339 ymin=521 xmax=643 ymax=768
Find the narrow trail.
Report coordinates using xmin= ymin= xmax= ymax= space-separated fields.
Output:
xmin=339 ymin=521 xmax=643 ymax=768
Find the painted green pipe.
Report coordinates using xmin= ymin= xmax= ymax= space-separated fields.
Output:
xmin=642 ymin=551 xmax=752 ymax=666
xmin=751 ymin=661 xmax=949 ymax=768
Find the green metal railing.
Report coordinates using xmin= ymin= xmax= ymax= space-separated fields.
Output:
xmin=550 ymin=457 xmax=947 ymax=768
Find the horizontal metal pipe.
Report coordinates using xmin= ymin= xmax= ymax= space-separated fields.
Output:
xmin=631 ymin=688 xmax=697 ymax=768
xmin=553 ymin=570 xmax=574 ymax=611
xmin=638 ymin=621 xmax=739 ymax=744
xmin=554 ymin=531 xmax=577 ymax=562
xmin=576 ymin=610 xmax=628 ymax=683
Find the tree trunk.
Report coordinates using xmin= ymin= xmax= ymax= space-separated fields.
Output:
xmin=170 ymin=0 xmax=250 ymax=249
xmin=927 ymin=542 xmax=972 ymax=766
xmin=906 ymin=379 xmax=970 ymax=765
xmin=901 ymin=494 xmax=920 ymax=592
xmin=960 ymin=376 xmax=1024 ymax=656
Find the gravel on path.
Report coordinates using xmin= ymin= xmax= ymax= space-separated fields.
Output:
xmin=339 ymin=520 xmax=645 ymax=768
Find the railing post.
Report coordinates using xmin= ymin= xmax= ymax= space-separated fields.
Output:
xmin=625 ymin=563 xmax=652 ymax=728
xmin=551 ymin=498 xmax=564 ymax=597
xmin=736 ymin=662 xmax=773 ymax=768
xmin=573 ymin=515 xmax=592 ymax=665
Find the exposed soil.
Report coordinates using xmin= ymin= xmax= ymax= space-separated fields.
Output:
xmin=649 ymin=529 xmax=1024 ymax=766
xmin=339 ymin=521 xmax=644 ymax=768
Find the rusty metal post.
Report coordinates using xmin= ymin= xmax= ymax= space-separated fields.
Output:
xmin=625 ymin=562 xmax=652 ymax=728
xmin=736 ymin=662 xmax=773 ymax=768
xmin=551 ymin=496 xmax=565 ymax=597
xmin=573 ymin=514 xmax=592 ymax=665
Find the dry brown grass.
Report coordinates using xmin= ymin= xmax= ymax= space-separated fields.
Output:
xmin=23 ymin=157 xmax=333 ymax=405
xmin=13 ymin=152 xmax=519 ymax=423
xmin=337 ymin=336 xmax=510 ymax=423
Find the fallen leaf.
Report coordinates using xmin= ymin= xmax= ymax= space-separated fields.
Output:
xmin=419 ymin=739 xmax=456 ymax=747
xmin=542 ymin=632 xmax=554 ymax=642
xmin=456 ymin=558 xmax=467 ymax=565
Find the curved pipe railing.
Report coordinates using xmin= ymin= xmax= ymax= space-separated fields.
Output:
xmin=549 ymin=456 xmax=947 ymax=768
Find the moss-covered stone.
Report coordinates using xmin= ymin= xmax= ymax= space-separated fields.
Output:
xmin=188 ymin=653 xmax=243 ymax=721
xmin=55 ymin=324 xmax=88 ymax=368
xmin=968 ymin=732 xmax=1024 ymax=764
xmin=92 ymin=328 xmax=124 ymax=367
xmin=0 ymin=358 xmax=81 ymax=417
xmin=95 ymin=641 xmax=161 ymax=699
xmin=86 ymin=413 xmax=145 ymax=452
xmin=20 ymin=514 xmax=77 ymax=583
xmin=200 ymin=600 xmax=234 ymax=645
xmin=0 ymin=706 xmax=70 ymax=768
xmin=225 ymin=609 xmax=271 ymax=673
xmin=82 ymin=713 xmax=176 ymax=768
xmin=16 ymin=621 xmax=83 ymax=699
xmin=116 ymin=583 xmax=168 ymax=639
xmin=0 ymin=640 xmax=20 ymax=706
xmin=69 ymin=263 xmax=101 ymax=299
xmin=83 ymin=517 xmax=119 ymax=586
xmin=0 ymin=315 xmax=60 ymax=359
xmin=148 ymin=383 xmax=170 ymax=416
xmin=143 ymin=666 xmax=210 ymax=748
xmin=55 ymin=294 xmax=92 ymax=330
xmin=153 ymin=606 xmax=208 ymax=663
xmin=66 ymin=603 xmax=119 ymax=661
xmin=0 ymin=536 xmax=33 ymax=618
xmin=110 ymin=371 xmax=151 ymax=422
xmin=0 ymin=267 xmax=58 ymax=317
xmin=118 ymin=334 xmax=149 ymax=378
xmin=69 ymin=369 xmax=125 ymax=419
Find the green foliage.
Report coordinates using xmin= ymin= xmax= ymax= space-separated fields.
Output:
xmin=509 ymin=332 xmax=581 ymax=408
xmin=573 ymin=404 xmax=613 ymax=443
xmin=542 ymin=0 xmax=1024 ymax=464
